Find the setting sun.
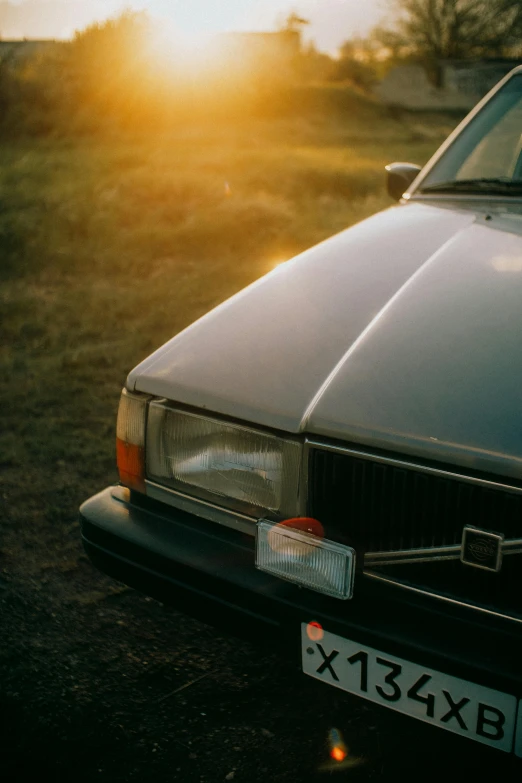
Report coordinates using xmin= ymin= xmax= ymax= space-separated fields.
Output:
xmin=148 ymin=23 xmax=218 ymax=71
xmin=0 ymin=0 xmax=382 ymax=52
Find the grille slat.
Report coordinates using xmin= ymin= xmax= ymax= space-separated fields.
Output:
xmin=375 ymin=558 xmax=522 ymax=618
xmin=308 ymin=448 xmax=522 ymax=552
xmin=308 ymin=446 xmax=522 ymax=617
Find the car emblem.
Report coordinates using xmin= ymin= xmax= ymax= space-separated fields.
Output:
xmin=461 ymin=526 xmax=504 ymax=572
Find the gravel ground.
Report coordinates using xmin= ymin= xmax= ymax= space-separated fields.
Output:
xmin=1 ymin=542 xmax=520 ymax=783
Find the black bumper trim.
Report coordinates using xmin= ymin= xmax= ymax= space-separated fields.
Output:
xmin=80 ymin=486 xmax=522 ymax=695
xmin=83 ymin=537 xmax=281 ymax=642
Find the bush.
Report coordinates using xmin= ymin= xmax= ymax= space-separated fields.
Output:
xmin=0 ymin=12 xmax=304 ymax=136
xmin=329 ymin=57 xmax=378 ymax=91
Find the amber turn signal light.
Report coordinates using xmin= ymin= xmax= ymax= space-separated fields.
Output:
xmin=116 ymin=388 xmax=149 ymax=493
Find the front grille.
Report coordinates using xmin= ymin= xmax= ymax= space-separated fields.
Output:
xmin=308 ymin=447 xmax=522 ymax=553
xmin=372 ymin=559 xmax=522 ymax=619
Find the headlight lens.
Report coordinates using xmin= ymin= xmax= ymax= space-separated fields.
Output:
xmin=256 ymin=520 xmax=355 ymax=600
xmin=146 ymin=402 xmax=302 ymax=517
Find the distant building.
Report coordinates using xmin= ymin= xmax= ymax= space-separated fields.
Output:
xmin=219 ymin=31 xmax=300 ymax=59
xmin=0 ymin=31 xmax=302 ymax=76
xmin=215 ymin=30 xmax=301 ymax=77
xmin=0 ymin=39 xmax=57 ymax=63
xmin=443 ymin=60 xmax=522 ymax=103
xmin=376 ymin=59 xmax=522 ymax=110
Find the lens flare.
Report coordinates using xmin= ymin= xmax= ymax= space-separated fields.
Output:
xmin=306 ymin=621 xmax=324 ymax=642
xmin=318 ymin=727 xmax=366 ymax=773
xmin=328 ymin=728 xmax=348 ymax=763
xmin=331 ymin=746 xmax=347 ymax=762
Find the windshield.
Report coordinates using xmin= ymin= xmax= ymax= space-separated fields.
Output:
xmin=419 ymin=74 xmax=522 ymax=194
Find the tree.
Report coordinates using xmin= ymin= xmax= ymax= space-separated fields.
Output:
xmin=329 ymin=38 xmax=380 ymax=90
xmin=376 ymin=0 xmax=522 ymax=62
xmin=296 ymin=40 xmax=334 ymax=83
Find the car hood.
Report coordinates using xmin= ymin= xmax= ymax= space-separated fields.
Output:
xmin=128 ymin=202 xmax=522 ymax=480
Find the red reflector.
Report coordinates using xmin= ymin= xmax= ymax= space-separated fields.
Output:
xmin=306 ymin=621 xmax=324 ymax=642
xmin=117 ymin=438 xmax=146 ymax=493
xmin=280 ymin=517 xmax=324 ymax=538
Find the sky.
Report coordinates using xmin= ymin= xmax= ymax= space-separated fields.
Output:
xmin=0 ymin=0 xmax=386 ymax=53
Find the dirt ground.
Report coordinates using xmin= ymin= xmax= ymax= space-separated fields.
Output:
xmin=1 ymin=536 xmax=520 ymax=783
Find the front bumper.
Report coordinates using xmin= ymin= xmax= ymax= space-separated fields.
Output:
xmin=80 ymin=486 xmax=522 ymax=696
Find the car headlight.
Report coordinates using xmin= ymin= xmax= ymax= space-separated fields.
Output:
xmin=146 ymin=402 xmax=302 ymax=518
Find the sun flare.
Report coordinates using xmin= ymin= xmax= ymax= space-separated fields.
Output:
xmin=148 ymin=19 xmax=230 ymax=75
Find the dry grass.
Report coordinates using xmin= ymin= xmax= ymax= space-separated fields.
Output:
xmin=0 ymin=103 xmax=460 ymax=580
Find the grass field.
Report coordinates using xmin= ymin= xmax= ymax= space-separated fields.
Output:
xmin=0 ymin=94 xmax=473 ymax=780
xmin=2 ymin=107 xmax=456 ymax=464
xmin=0 ymin=94 xmax=459 ymax=590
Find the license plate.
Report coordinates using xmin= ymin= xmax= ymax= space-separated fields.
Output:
xmin=302 ymin=625 xmax=519 ymax=752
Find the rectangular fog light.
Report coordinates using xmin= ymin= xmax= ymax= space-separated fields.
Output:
xmin=255 ymin=520 xmax=355 ymax=600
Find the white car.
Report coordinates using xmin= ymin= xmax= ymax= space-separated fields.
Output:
xmin=81 ymin=67 xmax=522 ymax=756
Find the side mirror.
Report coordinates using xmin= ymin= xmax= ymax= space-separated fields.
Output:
xmin=385 ymin=162 xmax=422 ymax=201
